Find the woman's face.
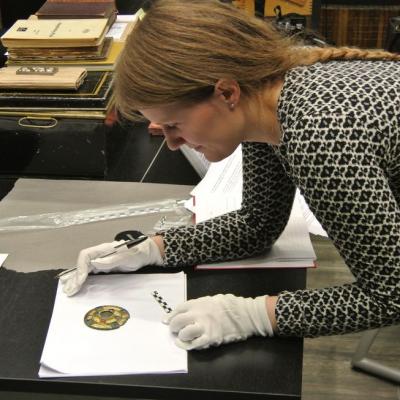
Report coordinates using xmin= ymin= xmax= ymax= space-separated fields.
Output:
xmin=139 ymin=93 xmax=245 ymax=162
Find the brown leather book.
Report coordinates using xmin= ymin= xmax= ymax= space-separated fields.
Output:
xmin=36 ymin=0 xmax=117 ymax=22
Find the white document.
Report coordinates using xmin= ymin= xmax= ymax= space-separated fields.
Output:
xmin=106 ymin=22 xmax=129 ymax=39
xmin=115 ymin=14 xmax=138 ymax=23
xmin=197 ymin=198 xmax=316 ymax=269
xmin=39 ymin=272 xmax=187 ymax=378
xmin=187 ymin=144 xmax=319 ymax=269
xmin=295 ymin=190 xmax=328 ymax=237
xmin=191 ymin=144 xmax=242 ymax=198
xmin=191 ymin=145 xmax=242 ymax=223
xmin=189 ymin=144 xmax=327 ymax=236
xmin=0 ymin=253 xmax=7 ymax=268
xmin=106 ymin=14 xmax=138 ymax=40
xmin=180 ymin=144 xmax=211 ymax=178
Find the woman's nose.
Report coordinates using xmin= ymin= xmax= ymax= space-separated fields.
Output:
xmin=165 ymin=135 xmax=186 ymax=151
xmin=148 ymin=122 xmax=164 ymax=135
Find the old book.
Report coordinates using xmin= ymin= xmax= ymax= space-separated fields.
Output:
xmin=7 ymin=37 xmax=113 ymax=61
xmin=0 ymin=66 xmax=87 ymax=90
xmin=36 ymin=1 xmax=117 ymax=19
xmin=0 ymin=70 xmax=113 ymax=110
xmin=7 ymin=40 xmax=123 ymax=71
xmin=0 ymin=19 xmax=109 ymax=48
xmin=35 ymin=0 xmax=117 ymax=30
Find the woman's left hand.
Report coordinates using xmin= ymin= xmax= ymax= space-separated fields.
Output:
xmin=165 ymin=293 xmax=274 ymax=350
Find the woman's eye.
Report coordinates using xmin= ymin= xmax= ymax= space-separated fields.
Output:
xmin=164 ymin=125 xmax=177 ymax=132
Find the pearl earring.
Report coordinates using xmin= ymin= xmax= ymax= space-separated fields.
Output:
xmin=229 ymin=103 xmax=235 ymax=110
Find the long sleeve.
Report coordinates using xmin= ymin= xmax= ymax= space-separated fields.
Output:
xmin=275 ymin=110 xmax=400 ymax=336
xmin=162 ymin=142 xmax=296 ymax=267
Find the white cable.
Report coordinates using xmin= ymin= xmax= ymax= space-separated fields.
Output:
xmin=140 ymin=138 xmax=166 ymax=182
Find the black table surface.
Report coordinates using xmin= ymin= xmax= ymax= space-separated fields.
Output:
xmin=0 ymin=127 xmax=306 ymax=399
xmin=0 ymin=266 xmax=305 ymax=400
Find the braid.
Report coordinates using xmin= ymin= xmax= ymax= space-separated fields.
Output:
xmin=297 ymin=46 xmax=400 ymax=66
xmin=115 ymin=0 xmax=400 ymax=115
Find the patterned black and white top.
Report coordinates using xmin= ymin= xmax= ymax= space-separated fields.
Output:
xmin=162 ymin=60 xmax=400 ymax=337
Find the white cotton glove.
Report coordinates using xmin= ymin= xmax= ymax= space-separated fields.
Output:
xmin=165 ymin=294 xmax=274 ymax=350
xmin=60 ymin=238 xmax=163 ymax=296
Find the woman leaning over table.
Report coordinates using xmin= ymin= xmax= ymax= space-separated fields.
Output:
xmin=60 ymin=0 xmax=400 ymax=350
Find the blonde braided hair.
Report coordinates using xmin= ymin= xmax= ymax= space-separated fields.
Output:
xmin=298 ymin=46 xmax=400 ymax=65
xmin=115 ymin=0 xmax=399 ymax=121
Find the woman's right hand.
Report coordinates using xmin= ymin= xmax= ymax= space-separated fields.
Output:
xmin=60 ymin=237 xmax=164 ymax=296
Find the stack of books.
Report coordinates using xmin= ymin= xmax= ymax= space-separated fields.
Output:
xmin=0 ymin=2 xmax=143 ymax=179
xmin=0 ymin=0 xmax=128 ymax=71
xmin=0 ymin=1 xmax=139 ymax=113
xmin=0 ymin=15 xmax=115 ymax=112
xmin=0 ymin=68 xmax=114 ymax=112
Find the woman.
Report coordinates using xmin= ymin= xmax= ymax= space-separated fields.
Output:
xmin=61 ymin=0 xmax=400 ymax=350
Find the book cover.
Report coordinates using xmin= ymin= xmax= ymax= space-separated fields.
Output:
xmin=8 ymin=37 xmax=113 ymax=61
xmin=0 ymin=66 xmax=87 ymax=90
xmin=7 ymin=40 xmax=123 ymax=71
xmin=0 ymin=71 xmax=114 ymax=110
xmin=1 ymin=19 xmax=109 ymax=48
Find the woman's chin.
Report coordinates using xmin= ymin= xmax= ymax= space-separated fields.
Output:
xmin=202 ymin=150 xmax=233 ymax=163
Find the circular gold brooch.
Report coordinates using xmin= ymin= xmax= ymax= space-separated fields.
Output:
xmin=84 ymin=305 xmax=130 ymax=330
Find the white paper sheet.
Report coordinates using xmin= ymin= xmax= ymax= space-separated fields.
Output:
xmin=0 ymin=253 xmax=7 ymax=267
xmin=190 ymin=145 xmax=242 ymax=223
xmin=191 ymin=144 xmax=242 ymax=198
xmin=180 ymin=144 xmax=211 ymax=178
xmin=106 ymin=22 xmax=130 ymax=39
xmin=295 ymin=190 xmax=328 ymax=237
xmin=39 ymin=272 xmax=187 ymax=377
xmin=187 ymin=144 xmax=327 ymax=236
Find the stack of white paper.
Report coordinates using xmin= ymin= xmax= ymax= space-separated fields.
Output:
xmin=189 ymin=145 xmax=243 ymax=222
xmin=0 ymin=254 xmax=7 ymax=268
xmin=39 ymin=272 xmax=187 ymax=378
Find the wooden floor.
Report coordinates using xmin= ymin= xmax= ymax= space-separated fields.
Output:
xmin=303 ymin=236 xmax=400 ymax=400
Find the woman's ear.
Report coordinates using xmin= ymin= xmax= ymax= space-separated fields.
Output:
xmin=214 ymin=79 xmax=241 ymax=110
